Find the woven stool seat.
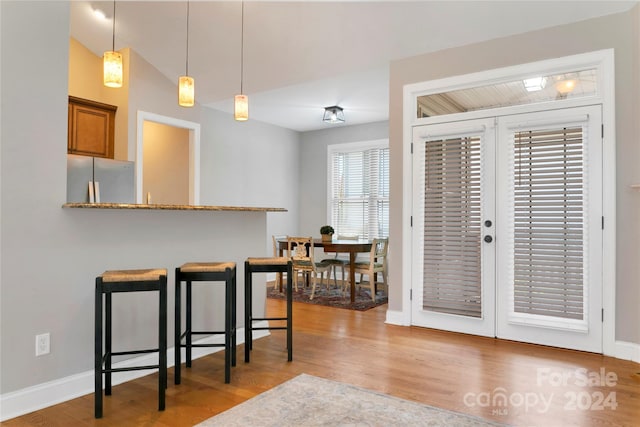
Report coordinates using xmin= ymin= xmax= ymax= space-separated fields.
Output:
xmin=101 ymin=268 xmax=167 ymax=282
xmin=246 ymin=257 xmax=289 ymax=265
xmin=179 ymin=262 xmax=236 ymax=273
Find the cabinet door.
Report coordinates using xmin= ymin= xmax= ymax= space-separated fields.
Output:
xmin=68 ymin=97 xmax=116 ymax=159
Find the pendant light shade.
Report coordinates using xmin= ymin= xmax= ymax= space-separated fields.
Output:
xmin=103 ymin=1 xmax=122 ymax=88
xmin=234 ymin=94 xmax=249 ymax=121
xmin=103 ymin=51 xmax=123 ymax=88
xmin=234 ymin=1 xmax=248 ymax=121
xmin=178 ymin=76 xmax=195 ymax=107
xmin=178 ymin=1 xmax=195 ymax=107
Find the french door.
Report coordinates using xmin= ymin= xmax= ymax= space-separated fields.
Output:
xmin=411 ymin=118 xmax=496 ymax=337
xmin=412 ymin=106 xmax=603 ymax=353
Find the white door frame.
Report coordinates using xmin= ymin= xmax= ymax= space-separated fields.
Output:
xmin=401 ymin=49 xmax=616 ymax=356
xmin=136 ymin=110 xmax=201 ymax=205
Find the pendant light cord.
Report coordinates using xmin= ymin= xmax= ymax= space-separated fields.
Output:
xmin=185 ymin=1 xmax=190 ymax=76
xmin=111 ymin=0 xmax=116 ymax=51
xmin=240 ymin=1 xmax=244 ymax=94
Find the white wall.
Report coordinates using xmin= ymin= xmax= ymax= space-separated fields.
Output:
xmin=389 ymin=7 xmax=640 ymax=343
xmin=199 ymin=107 xmax=301 ymax=250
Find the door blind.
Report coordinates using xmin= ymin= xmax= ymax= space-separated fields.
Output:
xmin=512 ymin=126 xmax=585 ymax=320
xmin=423 ymin=136 xmax=482 ymax=317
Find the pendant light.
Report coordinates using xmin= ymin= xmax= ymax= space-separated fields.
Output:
xmin=178 ymin=1 xmax=195 ymax=107
xmin=234 ymin=1 xmax=248 ymax=121
xmin=103 ymin=0 xmax=123 ymax=88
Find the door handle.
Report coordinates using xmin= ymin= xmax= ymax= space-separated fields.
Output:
xmin=484 ymin=235 xmax=493 ymax=243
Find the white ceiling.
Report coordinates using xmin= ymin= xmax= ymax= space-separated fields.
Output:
xmin=70 ymin=1 xmax=636 ymax=132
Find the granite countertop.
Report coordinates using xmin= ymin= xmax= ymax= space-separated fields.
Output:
xmin=62 ymin=203 xmax=287 ymax=212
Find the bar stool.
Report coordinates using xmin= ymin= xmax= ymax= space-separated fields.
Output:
xmin=244 ymin=257 xmax=293 ymax=362
xmin=175 ymin=262 xmax=237 ymax=384
xmin=94 ymin=268 xmax=167 ymax=419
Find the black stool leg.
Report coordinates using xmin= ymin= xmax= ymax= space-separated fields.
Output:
xmin=286 ymin=262 xmax=293 ymax=362
xmin=94 ymin=278 xmax=103 ymax=419
xmin=186 ymin=281 xmax=192 ymax=367
xmin=159 ymin=275 xmax=167 ymax=410
xmin=105 ymin=291 xmax=112 ymax=395
xmin=224 ymin=269 xmax=232 ymax=383
xmin=174 ymin=269 xmax=181 ymax=385
xmin=231 ymin=269 xmax=237 ymax=367
xmin=244 ymin=261 xmax=252 ymax=363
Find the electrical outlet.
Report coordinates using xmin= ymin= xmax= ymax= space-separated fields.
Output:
xmin=35 ymin=333 xmax=50 ymax=356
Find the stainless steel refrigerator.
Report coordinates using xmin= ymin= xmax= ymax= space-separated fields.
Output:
xmin=67 ymin=154 xmax=135 ymax=203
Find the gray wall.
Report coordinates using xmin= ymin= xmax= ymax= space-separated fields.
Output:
xmin=298 ymin=121 xmax=389 ymax=236
xmin=389 ymin=7 xmax=640 ymax=342
xmin=200 ymin=107 xmax=301 ymax=247
xmin=0 ymin=1 xmax=299 ymax=397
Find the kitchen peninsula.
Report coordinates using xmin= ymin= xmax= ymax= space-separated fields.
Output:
xmin=58 ymin=202 xmax=286 ymax=384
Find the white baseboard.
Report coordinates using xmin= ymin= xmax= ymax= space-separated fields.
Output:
xmin=614 ymin=340 xmax=640 ymax=363
xmin=0 ymin=323 xmax=269 ymax=422
xmin=385 ymin=309 xmax=409 ymax=326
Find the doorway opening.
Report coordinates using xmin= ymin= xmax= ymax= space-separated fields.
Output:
xmin=136 ymin=111 xmax=200 ymax=205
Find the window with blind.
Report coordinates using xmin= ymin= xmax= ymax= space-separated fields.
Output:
xmin=511 ymin=126 xmax=585 ymax=320
xmin=328 ymin=141 xmax=389 ymax=239
xmin=422 ymin=136 xmax=482 ymax=317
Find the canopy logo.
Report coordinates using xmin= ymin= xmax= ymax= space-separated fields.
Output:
xmin=462 ymin=367 xmax=618 ymax=416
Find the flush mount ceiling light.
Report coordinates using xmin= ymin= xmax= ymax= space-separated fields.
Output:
xmin=523 ymin=76 xmax=547 ymax=92
xmin=555 ymin=79 xmax=576 ymax=95
xmin=178 ymin=0 xmax=194 ymax=107
xmin=234 ymin=1 xmax=248 ymax=121
xmin=103 ymin=0 xmax=122 ymax=88
xmin=323 ymin=106 xmax=345 ymax=124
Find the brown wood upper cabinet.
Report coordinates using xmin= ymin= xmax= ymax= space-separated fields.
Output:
xmin=68 ymin=96 xmax=117 ymax=159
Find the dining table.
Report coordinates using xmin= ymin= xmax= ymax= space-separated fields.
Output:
xmin=276 ymin=238 xmax=373 ymax=303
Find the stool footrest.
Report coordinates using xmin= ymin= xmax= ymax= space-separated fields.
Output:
xmin=252 ymin=317 xmax=287 ymax=321
xmin=252 ymin=326 xmax=287 ymax=331
xmin=107 ymin=348 xmax=159 ymax=358
xmin=189 ymin=330 xmax=227 ymax=335
xmin=182 ymin=343 xmax=225 ymax=348
xmin=103 ymin=364 xmax=160 ymax=373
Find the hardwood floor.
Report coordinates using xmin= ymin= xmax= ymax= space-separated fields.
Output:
xmin=4 ymin=298 xmax=639 ymax=426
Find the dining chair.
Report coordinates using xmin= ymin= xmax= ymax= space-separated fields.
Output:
xmin=345 ymin=237 xmax=389 ymax=302
xmin=320 ymin=234 xmax=359 ymax=289
xmin=287 ymin=236 xmax=332 ymax=299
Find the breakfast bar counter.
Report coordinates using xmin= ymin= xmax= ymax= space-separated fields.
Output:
xmin=62 ymin=203 xmax=287 ymax=212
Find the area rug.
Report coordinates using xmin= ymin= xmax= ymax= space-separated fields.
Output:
xmin=197 ymin=373 xmax=506 ymax=427
xmin=266 ymin=282 xmax=387 ymax=311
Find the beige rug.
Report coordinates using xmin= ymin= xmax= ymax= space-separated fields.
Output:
xmin=197 ymin=374 xmax=506 ymax=427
